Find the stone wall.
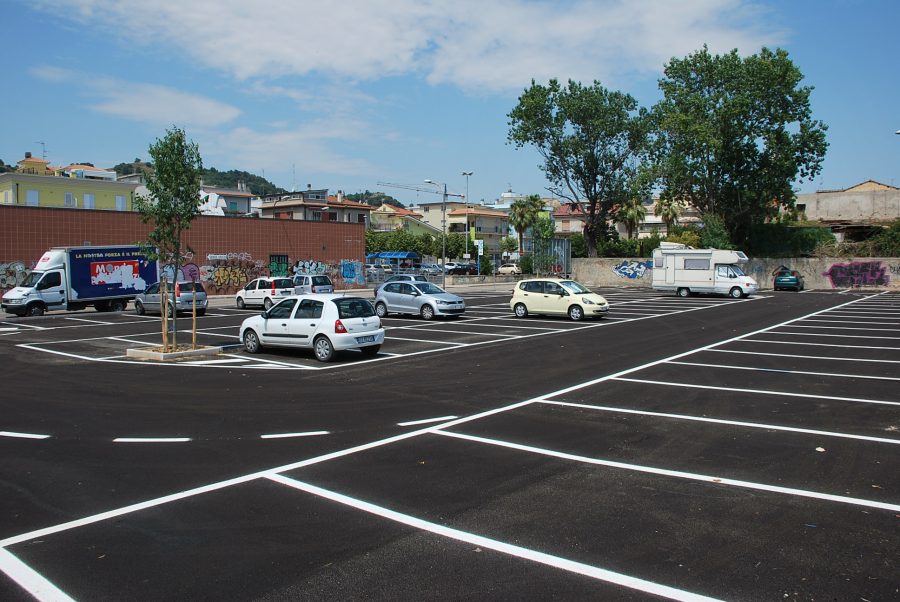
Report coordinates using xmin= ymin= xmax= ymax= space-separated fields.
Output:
xmin=572 ymin=256 xmax=900 ymax=290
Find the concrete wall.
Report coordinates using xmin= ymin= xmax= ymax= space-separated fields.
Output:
xmin=573 ymin=257 xmax=900 ymax=291
xmin=0 ymin=205 xmax=367 ymax=295
xmin=796 ymin=189 xmax=900 ymax=222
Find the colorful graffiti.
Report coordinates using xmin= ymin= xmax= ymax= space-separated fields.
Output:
xmin=341 ymin=260 xmax=365 ymax=286
xmin=0 ymin=261 xmax=31 ymax=289
xmin=292 ymin=260 xmax=329 ymax=275
xmin=613 ymin=260 xmax=653 ymax=279
xmin=823 ymin=261 xmax=890 ymax=288
xmin=269 ymin=258 xmax=289 ymax=277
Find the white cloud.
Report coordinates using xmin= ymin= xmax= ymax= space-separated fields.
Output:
xmin=32 ymin=0 xmax=784 ymax=93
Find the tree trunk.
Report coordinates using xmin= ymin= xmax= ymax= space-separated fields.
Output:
xmin=584 ymin=222 xmax=598 ymax=257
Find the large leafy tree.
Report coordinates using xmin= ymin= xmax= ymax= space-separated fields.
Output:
xmin=508 ymin=79 xmax=653 ymax=257
xmin=507 ymin=195 xmax=544 ymax=254
xmin=654 ymin=46 xmax=828 ymax=246
xmin=134 ymin=127 xmax=204 ymax=351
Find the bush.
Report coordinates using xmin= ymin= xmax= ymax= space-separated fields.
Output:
xmin=699 ymin=213 xmax=734 ymax=249
xmin=665 ymin=230 xmax=701 ymax=248
xmin=520 ymin=255 xmax=534 ymax=274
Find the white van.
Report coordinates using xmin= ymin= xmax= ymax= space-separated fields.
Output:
xmin=651 ymin=243 xmax=758 ymax=298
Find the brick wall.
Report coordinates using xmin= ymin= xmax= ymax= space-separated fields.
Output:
xmin=0 ymin=205 xmax=366 ymax=294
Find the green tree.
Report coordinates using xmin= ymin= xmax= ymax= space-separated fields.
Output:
xmin=508 ymin=79 xmax=653 ymax=257
xmin=530 ymin=215 xmax=557 ymax=274
xmin=507 ymin=195 xmax=544 ymax=254
xmin=346 ymin=190 xmax=404 ymax=208
xmin=654 ymin=46 xmax=828 ymax=246
xmin=499 ymin=235 xmax=519 ymax=258
xmin=699 ymin=213 xmax=735 ymax=249
xmin=654 ymin=197 xmax=682 ymax=233
xmin=615 ymin=198 xmax=647 ymax=239
xmin=134 ymin=127 xmax=204 ymax=352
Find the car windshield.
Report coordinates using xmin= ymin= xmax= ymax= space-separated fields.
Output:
xmin=273 ymin=278 xmax=294 ymax=288
xmin=22 ymin=271 xmax=43 ymax=287
xmin=413 ymin=282 xmax=446 ymax=295
xmin=730 ymin=265 xmax=746 ymax=276
xmin=311 ymin=276 xmax=331 ymax=286
xmin=177 ymin=282 xmax=205 ymax=293
xmin=334 ymin=297 xmax=375 ymax=319
xmin=560 ymin=281 xmax=591 ymax=294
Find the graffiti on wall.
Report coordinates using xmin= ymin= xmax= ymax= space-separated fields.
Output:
xmin=1 ymin=261 xmax=31 ymax=290
xmin=341 ymin=260 xmax=365 ymax=286
xmin=613 ymin=260 xmax=653 ymax=279
xmin=292 ymin=260 xmax=329 ymax=275
xmin=823 ymin=261 xmax=890 ymax=288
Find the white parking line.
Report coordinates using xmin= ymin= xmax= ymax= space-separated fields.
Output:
xmin=787 ymin=324 xmax=900 ymax=331
xmin=666 ymin=359 xmax=900 ymax=382
xmin=397 ymin=415 xmax=459 ymax=426
xmin=740 ymin=339 xmax=900 ymax=351
xmin=387 ymin=336 xmax=469 ymax=347
xmin=0 ymin=431 xmax=51 ymax=440
xmin=267 ymin=474 xmax=721 ymax=602
xmin=613 ymin=377 xmax=900 ymax=407
xmin=435 ymin=430 xmax=900 ymax=513
xmin=537 ymin=399 xmax=900 ymax=445
xmin=0 ymin=548 xmax=75 ymax=602
xmin=260 ymin=431 xmax=329 ymax=439
xmin=769 ymin=330 xmax=900 ymax=340
xmin=63 ymin=317 xmax=116 ymax=325
xmin=708 ymin=348 xmax=900 ymax=364
xmin=113 ymin=437 xmax=192 ymax=443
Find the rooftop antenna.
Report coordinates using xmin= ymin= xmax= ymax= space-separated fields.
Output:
xmin=292 ymin=164 xmax=296 ymax=192
xmin=35 ymin=141 xmax=47 ymax=160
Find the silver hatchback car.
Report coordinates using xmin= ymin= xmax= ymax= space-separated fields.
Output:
xmin=135 ymin=281 xmax=208 ymax=316
xmin=374 ymin=281 xmax=465 ymax=320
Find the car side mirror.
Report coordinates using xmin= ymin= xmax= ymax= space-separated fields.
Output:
xmin=559 ymin=290 xmax=566 ymax=296
xmin=261 ymin=310 xmax=269 ymax=319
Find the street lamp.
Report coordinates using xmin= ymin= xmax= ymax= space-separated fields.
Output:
xmin=462 ymin=171 xmax=473 ymax=262
xmin=425 ymin=179 xmax=448 ymax=288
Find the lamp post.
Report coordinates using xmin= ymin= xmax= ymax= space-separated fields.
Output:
xmin=462 ymin=171 xmax=473 ymax=263
xmin=425 ymin=179 xmax=448 ymax=288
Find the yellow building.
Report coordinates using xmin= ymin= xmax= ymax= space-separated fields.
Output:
xmin=0 ymin=155 xmax=138 ymax=211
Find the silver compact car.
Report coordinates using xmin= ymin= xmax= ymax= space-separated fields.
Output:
xmin=239 ymin=294 xmax=384 ymax=362
xmin=374 ymin=281 xmax=465 ymax=320
xmin=135 ymin=281 xmax=207 ymax=316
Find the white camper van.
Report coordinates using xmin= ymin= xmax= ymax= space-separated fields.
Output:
xmin=651 ymin=243 xmax=758 ymax=298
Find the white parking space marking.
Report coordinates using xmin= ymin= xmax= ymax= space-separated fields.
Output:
xmin=742 ymin=339 xmax=900 ymax=351
xmin=436 ymin=431 xmax=900 ymax=513
xmin=537 ymin=400 xmax=900 ymax=445
xmin=800 ymin=318 xmax=900 ymax=325
xmin=613 ymin=378 xmax=900 ymax=407
xmin=0 ymin=548 xmax=75 ymax=602
xmin=708 ymin=348 xmax=900 ymax=364
xmin=787 ymin=324 xmax=900 ymax=331
xmin=666 ymin=360 xmax=900 ymax=382
xmin=397 ymin=415 xmax=459 ymax=426
xmin=63 ymin=317 xmax=117 ymax=325
xmin=769 ymin=330 xmax=900 ymax=340
xmin=184 ymin=358 xmax=248 ymax=365
xmin=0 ymin=321 xmax=44 ymax=330
xmin=267 ymin=474 xmax=721 ymax=602
xmin=387 ymin=336 xmax=469 ymax=347
xmin=113 ymin=437 xmax=192 ymax=443
xmin=260 ymin=431 xmax=329 ymax=439
xmin=0 ymin=431 xmax=51 ymax=440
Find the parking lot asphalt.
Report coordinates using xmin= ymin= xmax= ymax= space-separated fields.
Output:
xmin=0 ymin=287 xmax=897 ymax=601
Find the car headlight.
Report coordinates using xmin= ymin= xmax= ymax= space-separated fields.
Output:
xmin=582 ymin=297 xmax=595 ymax=305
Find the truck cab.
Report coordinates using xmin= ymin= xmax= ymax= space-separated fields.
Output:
xmin=1 ymin=254 xmax=68 ymax=316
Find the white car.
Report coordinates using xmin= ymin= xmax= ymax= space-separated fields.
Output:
xmin=240 ymin=294 xmax=385 ymax=362
xmin=510 ymin=278 xmax=609 ymax=321
xmin=292 ymin=274 xmax=334 ymax=294
xmin=497 ymin=263 xmax=521 ymax=275
xmin=235 ymin=277 xmax=295 ymax=309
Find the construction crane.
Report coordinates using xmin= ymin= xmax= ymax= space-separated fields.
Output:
xmin=378 ymin=181 xmax=465 ymax=287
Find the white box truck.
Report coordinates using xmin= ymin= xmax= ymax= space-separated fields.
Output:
xmin=651 ymin=243 xmax=758 ymax=298
xmin=1 ymin=246 xmax=158 ymax=317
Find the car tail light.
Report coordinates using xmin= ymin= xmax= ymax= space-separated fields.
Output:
xmin=175 ymin=282 xmax=180 ymax=296
xmin=334 ymin=319 xmax=347 ymax=333
xmin=271 ymin=281 xmax=276 ymax=294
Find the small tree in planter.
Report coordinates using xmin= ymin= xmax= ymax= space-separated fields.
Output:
xmin=134 ymin=127 xmax=204 ymax=352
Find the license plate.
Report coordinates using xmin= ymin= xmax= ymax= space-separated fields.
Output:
xmin=356 ymin=335 xmax=375 ymax=343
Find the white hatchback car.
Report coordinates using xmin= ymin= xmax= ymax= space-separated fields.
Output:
xmin=240 ymin=294 xmax=385 ymax=361
xmin=510 ymin=278 xmax=609 ymax=321
xmin=235 ymin=277 xmax=295 ymax=310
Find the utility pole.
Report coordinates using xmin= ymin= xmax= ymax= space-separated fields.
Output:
xmin=462 ymin=171 xmax=473 ymax=262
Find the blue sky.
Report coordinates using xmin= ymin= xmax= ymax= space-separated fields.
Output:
xmin=3 ymin=1 xmax=898 ymax=205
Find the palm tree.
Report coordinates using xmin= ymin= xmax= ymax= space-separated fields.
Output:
xmin=616 ymin=198 xmax=647 ymax=239
xmin=508 ymin=194 xmax=545 ymax=254
xmin=654 ymin=197 xmax=682 ymax=235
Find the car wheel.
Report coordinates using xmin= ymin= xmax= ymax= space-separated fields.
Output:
xmin=359 ymin=345 xmax=380 ymax=357
xmin=236 ymin=297 xmax=245 ymax=309
xmin=677 ymin=288 xmax=690 ymax=298
xmin=375 ymin=302 xmax=388 ymax=318
xmin=514 ymin=303 xmax=528 ymax=318
xmin=568 ymin=305 xmax=584 ymax=321
xmin=109 ymin=300 xmax=126 ymax=313
xmin=264 ymin=297 xmax=273 ymax=310
xmin=26 ymin=304 xmax=45 ymax=317
xmin=135 ymin=301 xmax=146 ymax=315
xmin=729 ymin=287 xmax=743 ymax=299
xmin=420 ymin=305 xmax=435 ymax=320
xmin=314 ymin=335 xmax=335 ymax=362
xmin=243 ymin=329 xmax=261 ymax=353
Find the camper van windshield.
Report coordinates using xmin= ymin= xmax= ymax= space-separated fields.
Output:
xmin=730 ymin=265 xmax=746 ymax=276
xmin=22 ymin=272 xmax=44 ymax=287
